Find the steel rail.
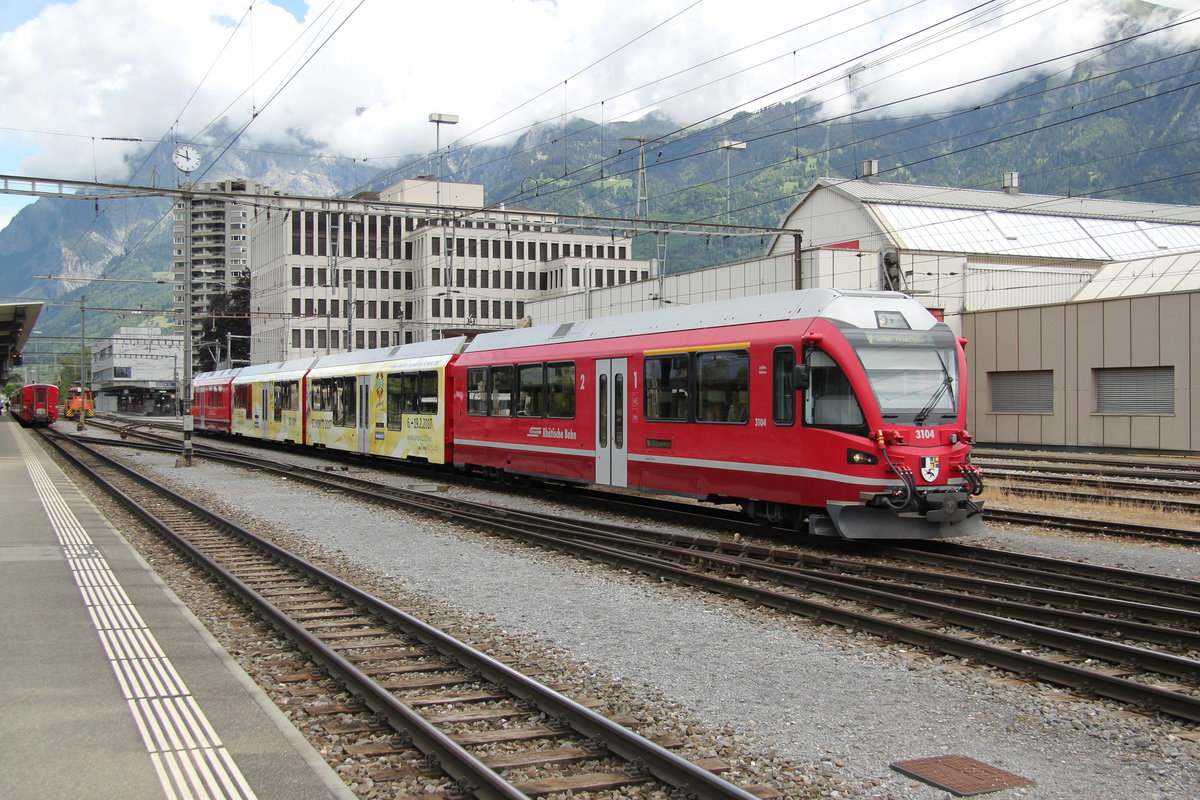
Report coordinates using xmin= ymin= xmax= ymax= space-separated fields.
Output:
xmin=983 ymin=508 xmax=1200 ymax=546
xmin=80 ymin=424 xmax=1200 ymax=607
xmin=894 ymin=540 xmax=1200 ymax=596
xmin=68 ymin=426 xmax=1200 ymax=720
xmin=470 ymin=520 xmax=1200 ymax=723
xmin=487 ymin=521 xmax=1200 ymax=681
xmin=41 ymin=431 xmax=763 ymax=800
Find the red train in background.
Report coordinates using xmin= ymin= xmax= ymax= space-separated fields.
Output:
xmin=193 ymin=288 xmax=986 ymax=540
xmin=8 ymin=383 xmax=60 ymax=427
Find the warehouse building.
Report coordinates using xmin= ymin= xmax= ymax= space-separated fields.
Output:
xmin=528 ymin=164 xmax=1200 ymax=452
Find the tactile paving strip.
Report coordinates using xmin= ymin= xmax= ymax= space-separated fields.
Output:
xmin=890 ymin=754 xmax=1033 ymax=796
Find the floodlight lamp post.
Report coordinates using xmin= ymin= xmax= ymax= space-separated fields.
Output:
xmin=430 ymin=113 xmax=459 ymax=303
xmin=429 ymin=112 xmax=459 ymax=210
xmin=719 ymin=140 xmax=746 ymax=223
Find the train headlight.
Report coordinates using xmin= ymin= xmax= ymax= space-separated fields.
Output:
xmin=847 ymin=449 xmax=878 ymax=465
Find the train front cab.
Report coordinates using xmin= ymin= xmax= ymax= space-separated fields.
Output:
xmin=64 ymin=387 xmax=94 ymax=420
xmin=785 ymin=312 xmax=985 ymax=539
xmin=617 ymin=307 xmax=983 ymax=540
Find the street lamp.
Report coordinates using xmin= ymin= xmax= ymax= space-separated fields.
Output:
xmin=429 ymin=112 xmax=459 ymax=301
xmin=719 ymin=140 xmax=746 ymax=223
xmin=429 ymin=112 xmax=459 ymax=209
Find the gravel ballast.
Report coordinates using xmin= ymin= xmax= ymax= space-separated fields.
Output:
xmin=102 ymin=437 xmax=1200 ymax=800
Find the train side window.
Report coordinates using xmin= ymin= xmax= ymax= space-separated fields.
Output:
xmin=234 ymin=385 xmax=251 ymax=411
xmin=467 ymin=367 xmax=488 ymax=415
xmin=386 ymin=373 xmax=404 ymax=429
xmin=418 ymin=371 xmax=439 ymax=414
xmin=338 ymin=376 xmax=355 ymax=424
xmin=517 ymin=364 xmax=544 ymax=417
xmin=273 ymin=380 xmax=297 ymax=422
xmin=803 ymin=349 xmax=867 ymax=435
xmin=773 ymin=346 xmax=796 ymax=426
xmin=546 ymin=362 xmax=575 ymax=418
xmin=696 ymin=349 xmax=749 ymax=424
xmin=491 ymin=365 xmax=514 ymax=417
xmin=644 ymin=354 xmax=689 ymax=421
xmin=313 ymin=379 xmax=327 ymax=412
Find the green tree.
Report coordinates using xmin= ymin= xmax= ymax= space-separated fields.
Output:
xmin=198 ymin=273 xmax=251 ymax=372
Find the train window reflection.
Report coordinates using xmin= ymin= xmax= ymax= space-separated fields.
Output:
xmin=546 ymin=362 xmax=575 ymax=418
xmin=803 ymin=349 xmax=866 ymax=434
xmin=517 ymin=364 xmax=544 ymax=417
xmin=773 ymin=347 xmax=796 ymax=426
xmin=598 ymin=374 xmax=608 ymax=447
xmin=614 ymin=373 xmax=624 ymax=448
xmin=491 ymin=366 xmax=513 ymax=417
xmin=387 ymin=370 xmax=440 ymax=430
xmin=645 ymin=354 xmax=689 ymax=421
xmin=311 ymin=377 xmax=356 ymax=427
xmin=696 ymin=349 xmax=749 ymax=424
xmin=273 ymin=380 xmax=298 ymax=422
xmin=467 ymin=367 xmax=488 ymax=415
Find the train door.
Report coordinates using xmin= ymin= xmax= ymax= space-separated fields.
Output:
xmin=259 ymin=384 xmax=269 ymax=439
xmin=595 ymin=358 xmax=628 ymax=487
xmin=356 ymin=375 xmax=371 ymax=455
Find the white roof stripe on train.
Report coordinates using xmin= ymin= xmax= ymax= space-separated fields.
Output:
xmin=464 ymin=288 xmax=932 ymax=353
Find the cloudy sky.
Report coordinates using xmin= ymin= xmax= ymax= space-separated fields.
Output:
xmin=0 ymin=0 xmax=1194 ymax=232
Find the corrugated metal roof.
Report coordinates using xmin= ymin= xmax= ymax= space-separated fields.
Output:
xmin=873 ymin=204 xmax=1200 ymax=261
xmin=1071 ymin=252 xmax=1200 ymax=301
xmin=823 ymin=178 xmax=1200 ymax=223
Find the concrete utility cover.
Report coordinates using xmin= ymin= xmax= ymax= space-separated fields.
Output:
xmin=890 ymin=755 xmax=1033 ymax=796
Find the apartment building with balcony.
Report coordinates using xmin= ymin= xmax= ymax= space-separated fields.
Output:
xmin=172 ymin=179 xmax=265 ymax=359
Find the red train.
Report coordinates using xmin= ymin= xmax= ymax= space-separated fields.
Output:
xmin=193 ymin=289 xmax=985 ymax=540
xmin=8 ymin=383 xmax=60 ymax=427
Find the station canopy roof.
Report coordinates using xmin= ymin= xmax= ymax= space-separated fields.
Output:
xmin=0 ymin=301 xmax=42 ymax=383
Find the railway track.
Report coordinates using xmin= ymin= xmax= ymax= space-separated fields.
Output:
xmin=39 ymin=429 xmax=768 ymax=800
xmin=86 ymin=416 xmax=1200 ymax=546
xmin=973 ymin=450 xmax=1200 ymax=516
xmin=64 ymin=424 xmax=1200 ymax=725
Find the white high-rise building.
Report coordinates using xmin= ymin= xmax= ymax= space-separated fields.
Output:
xmin=172 ymin=179 xmax=266 ymax=364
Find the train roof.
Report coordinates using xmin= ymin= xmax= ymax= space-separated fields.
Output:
xmin=192 ymin=367 xmax=241 ymax=383
xmin=306 ymin=337 xmax=467 ymax=372
xmin=232 ymin=356 xmax=323 ymax=383
xmin=464 ymin=288 xmax=933 ymax=353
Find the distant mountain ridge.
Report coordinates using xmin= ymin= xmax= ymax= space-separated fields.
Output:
xmin=3 ymin=1 xmax=1196 ymax=343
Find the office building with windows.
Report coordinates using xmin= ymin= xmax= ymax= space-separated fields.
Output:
xmin=247 ymin=178 xmax=651 ymax=363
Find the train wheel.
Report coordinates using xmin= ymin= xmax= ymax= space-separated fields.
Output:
xmin=744 ymin=500 xmax=800 ymax=528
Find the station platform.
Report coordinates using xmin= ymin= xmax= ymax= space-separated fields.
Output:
xmin=0 ymin=417 xmax=354 ymax=800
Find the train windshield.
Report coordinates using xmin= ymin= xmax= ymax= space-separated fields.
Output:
xmin=844 ymin=325 xmax=960 ymax=426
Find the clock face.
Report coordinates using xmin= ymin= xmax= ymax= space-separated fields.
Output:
xmin=173 ymin=145 xmax=201 ymax=173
